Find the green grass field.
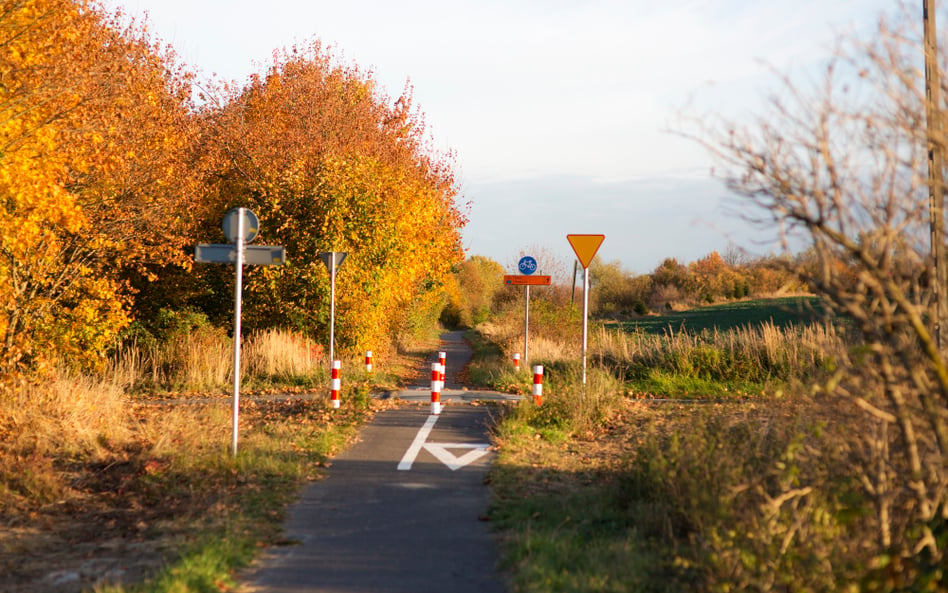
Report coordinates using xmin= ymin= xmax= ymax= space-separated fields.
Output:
xmin=614 ymin=296 xmax=826 ymax=334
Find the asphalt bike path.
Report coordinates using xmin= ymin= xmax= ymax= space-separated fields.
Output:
xmin=241 ymin=332 xmax=509 ymax=593
xmin=386 ymin=330 xmax=521 ymax=404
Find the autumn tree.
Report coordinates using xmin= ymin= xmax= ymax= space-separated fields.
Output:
xmin=441 ymin=256 xmax=505 ymax=328
xmin=590 ymin=258 xmax=651 ymax=316
xmin=196 ymin=41 xmax=465 ymax=351
xmin=649 ymin=257 xmax=693 ymax=309
xmin=688 ymin=250 xmax=750 ymax=302
xmin=745 ymin=255 xmax=803 ymax=295
xmin=0 ymin=0 xmax=199 ymax=375
xmin=698 ymin=11 xmax=948 ymax=585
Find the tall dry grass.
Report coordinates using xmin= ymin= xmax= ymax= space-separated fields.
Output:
xmin=592 ymin=321 xmax=847 ymax=385
xmin=477 ymin=313 xmax=847 ymax=398
xmin=3 ymin=370 xmax=130 ymax=457
xmin=109 ymin=328 xmax=326 ymax=393
xmin=478 ymin=297 xmax=583 ymax=361
xmin=242 ymin=329 xmax=324 ymax=384
xmin=109 ymin=326 xmax=231 ymax=392
xmin=476 ymin=321 xmax=577 ymax=365
xmin=0 ymin=369 xmax=132 ymax=507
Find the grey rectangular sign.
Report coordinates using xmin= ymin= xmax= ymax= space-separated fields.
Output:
xmin=244 ymin=245 xmax=286 ymax=265
xmin=195 ymin=244 xmax=236 ymax=264
xmin=195 ymin=244 xmax=286 ymax=266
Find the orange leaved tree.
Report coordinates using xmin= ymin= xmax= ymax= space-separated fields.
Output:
xmin=195 ymin=41 xmax=465 ymax=351
xmin=0 ymin=0 xmax=199 ymax=376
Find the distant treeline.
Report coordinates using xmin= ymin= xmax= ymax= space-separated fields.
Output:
xmin=442 ymin=250 xmax=813 ymax=328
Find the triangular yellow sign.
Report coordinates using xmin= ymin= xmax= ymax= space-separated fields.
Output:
xmin=567 ymin=234 xmax=605 ymax=269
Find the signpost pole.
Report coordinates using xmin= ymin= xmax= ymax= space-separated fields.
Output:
xmin=516 ymin=255 xmax=539 ymax=368
xmin=231 ymin=209 xmax=245 ymax=457
xmin=524 ymin=285 xmax=530 ymax=369
xmin=194 ymin=207 xmax=285 ymax=457
xmin=329 ymin=255 xmax=336 ymax=370
xmin=581 ymin=265 xmax=589 ymax=386
xmin=317 ymin=252 xmax=347 ymax=374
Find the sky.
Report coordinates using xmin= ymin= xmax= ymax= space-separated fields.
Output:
xmin=104 ymin=0 xmax=899 ymax=274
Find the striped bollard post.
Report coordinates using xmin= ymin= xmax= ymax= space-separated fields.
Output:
xmin=431 ymin=362 xmax=442 ymax=415
xmin=365 ymin=350 xmax=373 ymax=373
xmin=438 ymin=351 xmax=446 ymax=390
xmin=513 ymin=352 xmax=521 ymax=372
xmin=533 ymin=365 xmax=543 ymax=406
xmin=330 ymin=360 xmax=341 ymax=409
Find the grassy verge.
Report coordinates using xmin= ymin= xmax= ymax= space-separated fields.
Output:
xmin=478 ymin=296 xmax=929 ymax=591
xmin=489 ymin=399 xmax=684 ymax=593
xmin=474 ymin=304 xmax=846 ymax=400
xmin=483 ymin=355 xmax=866 ymax=591
xmin=482 ymin=334 xmax=692 ymax=593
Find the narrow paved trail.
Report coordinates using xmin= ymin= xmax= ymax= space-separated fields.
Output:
xmin=390 ymin=330 xmax=521 ymax=403
xmin=240 ymin=332 xmax=509 ymax=593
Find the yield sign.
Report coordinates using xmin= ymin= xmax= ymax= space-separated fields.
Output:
xmin=567 ymin=234 xmax=605 ymax=269
xmin=318 ymin=251 xmax=348 ymax=271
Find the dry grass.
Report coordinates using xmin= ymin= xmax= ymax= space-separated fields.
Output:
xmin=0 ymin=370 xmax=132 ymax=509
xmin=490 ymin=377 xmax=894 ymax=591
xmin=109 ymin=328 xmax=327 ymax=394
xmin=591 ymin=320 xmax=847 ymax=386
xmin=109 ymin=326 xmax=231 ymax=392
xmin=0 ymin=370 xmax=130 ymax=459
xmin=475 ymin=313 xmax=847 ymax=405
xmin=243 ymin=329 xmax=324 ymax=383
xmin=0 ymin=342 xmax=385 ymax=592
xmin=0 ymin=326 xmax=361 ymax=523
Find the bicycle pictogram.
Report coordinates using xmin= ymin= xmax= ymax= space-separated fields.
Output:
xmin=518 ymin=256 xmax=537 ymax=275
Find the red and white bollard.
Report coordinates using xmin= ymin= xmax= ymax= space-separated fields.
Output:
xmin=513 ymin=352 xmax=521 ymax=372
xmin=365 ymin=350 xmax=373 ymax=373
xmin=532 ymin=365 xmax=543 ymax=406
xmin=430 ymin=362 xmax=442 ymax=415
xmin=330 ymin=360 xmax=341 ymax=409
xmin=438 ymin=351 xmax=446 ymax=389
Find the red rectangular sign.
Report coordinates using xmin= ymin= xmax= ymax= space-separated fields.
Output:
xmin=504 ymin=275 xmax=551 ymax=286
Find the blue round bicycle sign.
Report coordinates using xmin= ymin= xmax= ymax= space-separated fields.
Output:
xmin=518 ymin=256 xmax=538 ymax=275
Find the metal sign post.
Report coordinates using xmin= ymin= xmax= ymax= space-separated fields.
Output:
xmin=524 ymin=285 xmax=530 ymax=368
xmin=567 ymin=234 xmax=605 ymax=386
xmin=318 ymin=252 xmax=348 ymax=369
xmin=194 ymin=208 xmax=285 ymax=456
xmin=516 ymin=256 xmax=538 ymax=368
xmin=231 ymin=212 xmax=245 ymax=458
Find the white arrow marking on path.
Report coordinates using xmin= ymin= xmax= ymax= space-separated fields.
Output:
xmin=398 ymin=415 xmax=439 ymax=471
xmin=397 ymin=414 xmax=491 ymax=471
xmin=422 ymin=443 xmax=490 ymax=471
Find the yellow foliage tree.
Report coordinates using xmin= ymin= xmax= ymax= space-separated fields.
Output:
xmin=0 ymin=0 xmax=199 ymax=375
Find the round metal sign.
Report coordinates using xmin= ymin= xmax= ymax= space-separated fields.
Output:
xmin=222 ymin=208 xmax=259 ymax=244
xmin=518 ymin=256 xmax=538 ymax=275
